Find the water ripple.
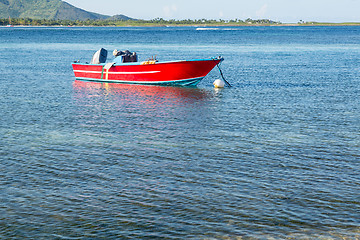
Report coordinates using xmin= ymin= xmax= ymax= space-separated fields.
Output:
xmin=1 ymin=26 xmax=359 ymax=239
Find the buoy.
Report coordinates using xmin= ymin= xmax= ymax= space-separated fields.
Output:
xmin=213 ymin=79 xmax=225 ymax=88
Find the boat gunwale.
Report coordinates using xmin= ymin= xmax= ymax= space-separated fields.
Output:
xmin=72 ymin=58 xmax=223 ymax=67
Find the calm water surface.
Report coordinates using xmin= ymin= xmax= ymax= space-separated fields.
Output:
xmin=0 ymin=26 xmax=359 ymax=239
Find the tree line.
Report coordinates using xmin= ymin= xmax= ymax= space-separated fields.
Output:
xmin=0 ymin=18 xmax=282 ymax=26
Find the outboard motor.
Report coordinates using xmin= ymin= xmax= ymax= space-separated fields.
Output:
xmin=90 ymin=48 xmax=108 ymax=64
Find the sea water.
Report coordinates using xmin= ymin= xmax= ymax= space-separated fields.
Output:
xmin=0 ymin=26 xmax=359 ymax=239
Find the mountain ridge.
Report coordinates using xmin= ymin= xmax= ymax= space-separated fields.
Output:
xmin=0 ymin=0 xmax=134 ymax=20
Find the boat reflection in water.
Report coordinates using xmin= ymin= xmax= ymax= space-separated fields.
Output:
xmin=72 ymin=80 xmax=215 ymax=142
xmin=73 ymin=80 xmax=212 ymax=106
xmin=72 ymin=80 xmax=216 ymax=126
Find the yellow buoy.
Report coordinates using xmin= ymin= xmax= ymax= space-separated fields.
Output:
xmin=213 ymin=79 xmax=225 ymax=88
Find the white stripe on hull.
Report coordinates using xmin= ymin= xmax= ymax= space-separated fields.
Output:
xmin=74 ymin=77 xmax=204 ymax=86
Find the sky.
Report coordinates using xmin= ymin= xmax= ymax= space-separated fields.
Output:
xmin=65 ymin=0 xmax=360 ymax=23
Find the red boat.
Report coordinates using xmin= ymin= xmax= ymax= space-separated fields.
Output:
xmin=72 ymin=49 xmax=224 ymax=86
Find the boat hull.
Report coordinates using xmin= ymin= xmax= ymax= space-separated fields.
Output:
xmin=72 ymin=58 xmax=222 ymax=86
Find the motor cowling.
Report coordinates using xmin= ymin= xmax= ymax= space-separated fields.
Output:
xmin=90 ymin=48 xmax=108 ymax=64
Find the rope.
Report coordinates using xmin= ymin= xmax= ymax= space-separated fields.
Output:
xmin=100 ymin=66 xmax=105 ymax=79
xmin=216 ymin=61 xmax=232 ymax=87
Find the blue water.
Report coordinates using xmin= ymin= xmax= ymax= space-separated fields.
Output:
xmin=0 ymin=26 xmax=359 ymax=239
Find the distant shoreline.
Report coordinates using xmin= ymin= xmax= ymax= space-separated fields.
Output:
xmin=2 ymin=23 xmax=360 ymax=27
xmin=1 ymin=18 xmax=360 ymax=27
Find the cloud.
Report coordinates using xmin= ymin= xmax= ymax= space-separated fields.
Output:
xmin=256 ymin=4 xmax=268 ymax=18
xmin=163 ymin=4 xmax=178 ymax=18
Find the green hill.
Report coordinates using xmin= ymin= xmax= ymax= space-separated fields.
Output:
xmin=0 ymin=0 xmax=133 ymax=20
